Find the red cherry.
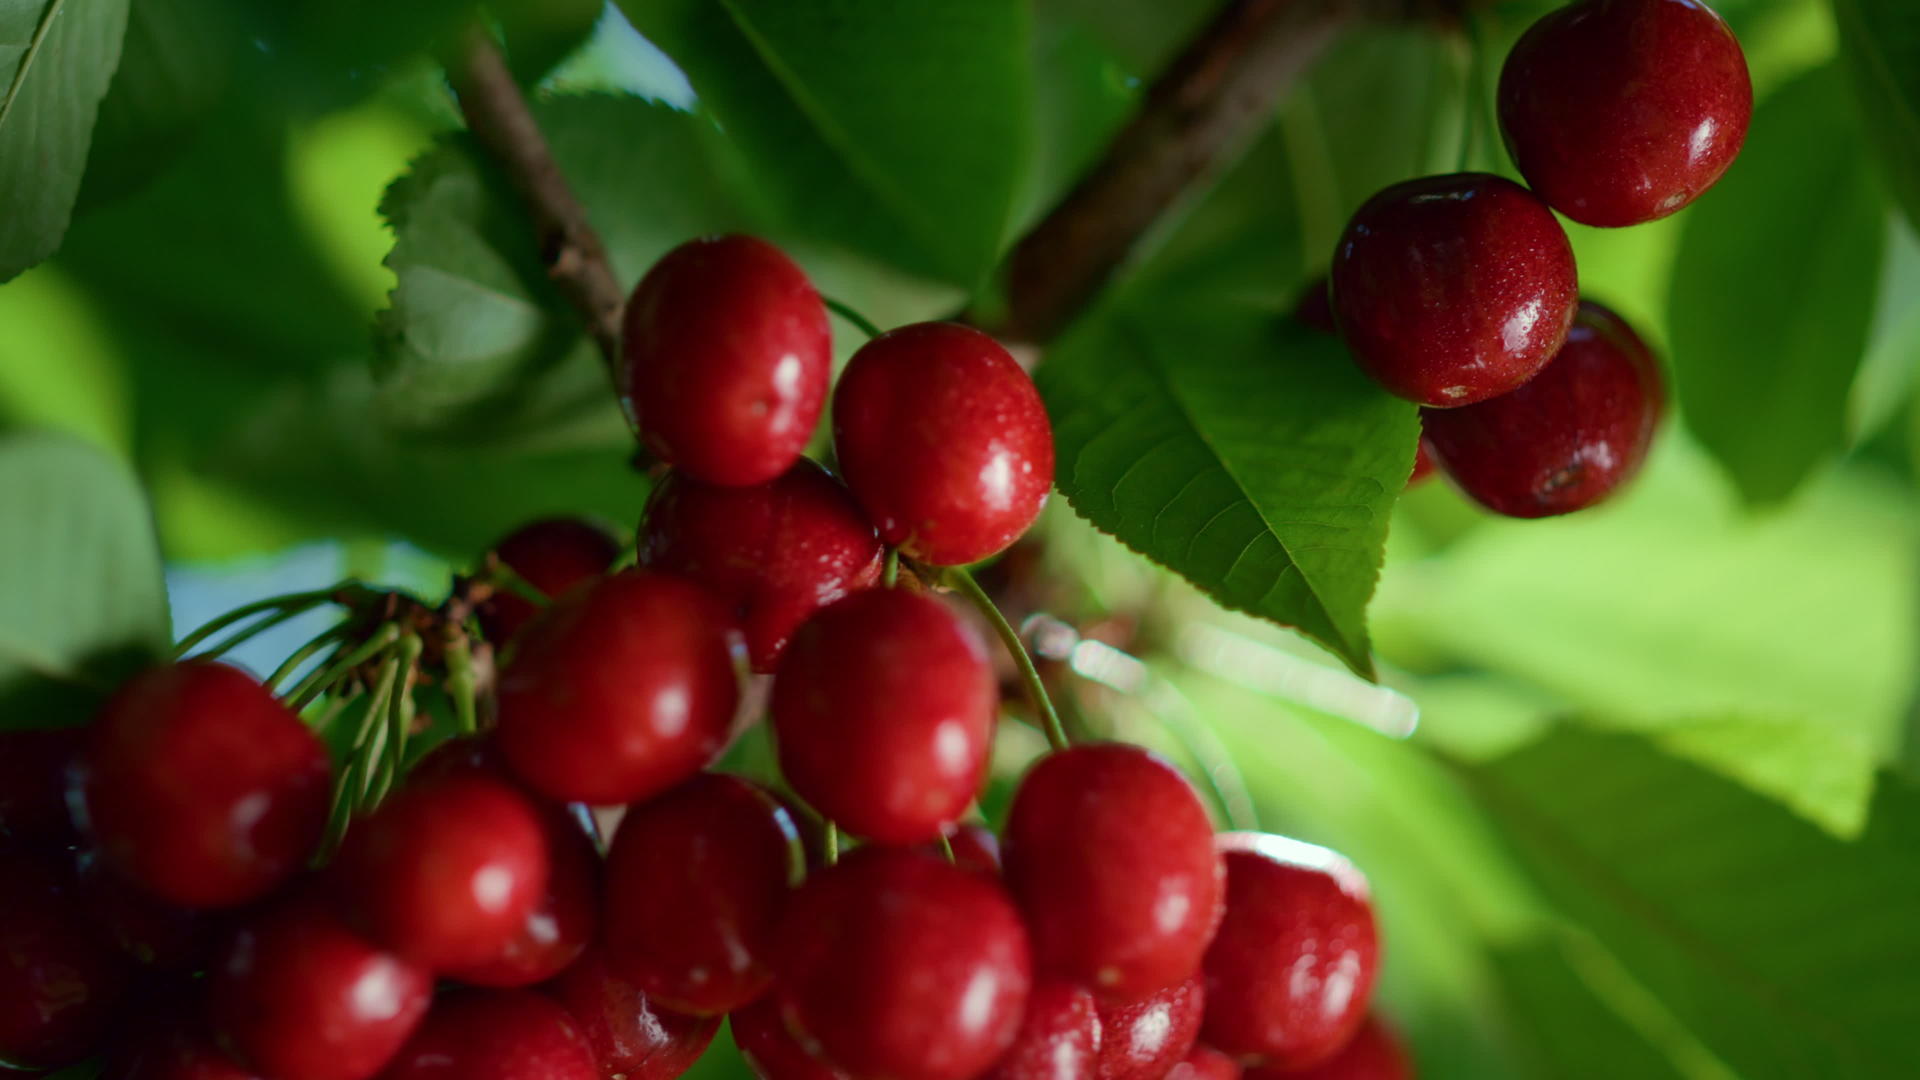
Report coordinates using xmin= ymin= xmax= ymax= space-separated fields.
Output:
xmin=1498 ymin=0 xmax=1751 ymax=227
xmin=74 ymin=661 xmax=331 ymax=908
xmin=75 ymin=848 xmax=212 ymax=970
xmin=210 ymin=898 xmax=432 ymax=1080
xmin=1293 ymin=277 xmax=1335 ymax=335
xmin=0 ymin=847 xmax=128 ymax=1069
xmin=622 ymin=235 xmax=832 ymax=486
xmin=1003 ymin=744 xmax=1223 ymax=1000
xmin=603 ymin=773 xmax=799 ymax=1015
xmin=773 ymin=847 xmax=1032 ymax=1080
xmin=108 ymin=1012 xmax=260 ymax=1080
xmin=931 ymin=822 xmax=1002 ymax=877
xmin=771 ymin=589 xmax=995 ymax=844
xmin=1201 ymin=834 xmax=1378 ymax=1069
xmin=381 ymin=991 xmax=597 ymax=1080
xmin=1168 ymin=1045 xmax=1242 ymax=1080
xmin=980 ymin=981 xmax=1099 ymax=1080
xmin=497 ymin=570 xmax=740 ymax=805
xmin=1331 ymin=173 xmax=1578 ymax=408
xmin=640 ymin=460 xmax=883 ymax=673
xmin=547 ymin=946 xmax=720 ymax=1080
xmin=478 ymin=517 xmax=623 ymax=645
xmin=1421 ymin=300 xmax=1662 ymax=518
xmin=1094 ymin=977 xmax=1204 ymax=1080
xmin=0 ymin=728 xmax=82 ymax=847
xmin=832 ymin=321 xmax=1053 ymax=566
xmin=1245 ymin=1018 xmax=1410 ymax=1080
xmin=730 ymin=996 xmax=846 ymax=1080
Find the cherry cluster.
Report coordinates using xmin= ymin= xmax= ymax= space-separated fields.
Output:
xmin=1310 ymin=0 xmax=1751 ymax=518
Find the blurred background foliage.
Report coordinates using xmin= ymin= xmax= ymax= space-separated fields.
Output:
xmin=3 ymin=0 xmax=1920 ymax=1076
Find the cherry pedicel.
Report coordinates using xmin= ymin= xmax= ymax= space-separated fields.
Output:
xmin=1169 ymin=1044 xmax=1243 ymax=1080
xmin=771 ymin=588 xmax=996 ymax=844
xmin=547 ymin=947 xmax=721 ymax=1080
xmin=1095 ymin=976 xmax=1204 ymax=1080
xmin=73 ymin=660 xmax=331 ymax=909
xmin=381 ymin=991 xmax=598 ymax=1080
xmin=1499 ymin=0 xmax=1751 ymax=228
xmin=730 ymin=996 xmax=846 ymax=1080
xmin=933 ymin=822 xmax=1003 ymax=877
xmin=1246 ymin=1017 xmax=1411 ymax=1080
xmin=773 ymin=847 xmax=1032 ymax=1080
xmin=640 ymin=459 xmax=883 ymax=673
xmin=622 ymin=235 xmax=832 ymax=487
xmin=1330 ymin=173 xmax=1578 ymax=409
xmin=0 ymin=846 xmax=128 ymax=1070
xmin=477 ymin=517 xmax=623 ymax=646
xmin=979 ymin=980 xmax=1099 ymax=1080
xmin=832 ymin=321 xmax=1053 ymax=567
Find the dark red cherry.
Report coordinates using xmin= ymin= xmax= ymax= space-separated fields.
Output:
xmin=0 ymin=847 xmax=128 ymax=1069
xmin=832 ymin=321 xmax=1053 ymax=566
xmin=1169 ymin=1045 xmax=1242 ymax=1080
xmin=640 ymin=460 xmax=883 ymax=673
xmin=1331 ymin=173 xmax=1578 ymax=408
xmin=1201 ymin=834 xmax=1378 ymax=1070
xmin=771 ymin=589 xmax=995 ymax=844
xmin=1095 ymin=977 xmax=1204 ymax=1080
xmin=1420 ymin=300 xmax=1662 ymax=518
xmin=547 ymin=947 xmax=721 ymax=1080
xmin=75 ymin=848 xmax=212 ymax=970
xmin=1003 ymin=744 xmax=1223 ymax=1000
xmin=980 ymin=981 xmax=1098 ymax=1080
xmin=74 ymin=661 xmax=330 ymax=908
xmin=932 ymin=822 xmax=1002 ymax=877
xmin=108 ymin=1009 xmax=260 ymax=1080
xmin=333 ymin=773 xmax=550 ymax=971
xmin=1498 ymin=0 xmax=1751 ymax=227
xmin=211 ymin=898 xmax=432 ymax=1080
xmin=1293 ymin=277 xmax=1335 ymax=335
xmin=603 ymin=773 xmax=799 ymax=1015
xmin=478 ymin=517 xmax=623 ymax=645
xmin=381 ymin=991 xmax=597 ymax=1080
xmin=730 ymin=996 xmax=846 ymax=1080
xmin=773 ymin=847 xmax=1032 ymax=1080
xmin=0 ymin=727 xmax=82 ymax=847
xmin=622 ymin=235 xmax=832 ymax=486
xmin=1245 ymin=1018 xmax=1410 ymax=1080
xmin=497 ymin=570 xmax=740 ymax=806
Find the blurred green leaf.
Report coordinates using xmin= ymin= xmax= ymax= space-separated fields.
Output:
xmin=492 ymin=0 xmax=604 ymax=85
xmin=1834 ymin=0 xmax=1920 ymax=232
xmin=1490 ymin=933 xmax=1703 ymax=1080
xmin=1668 ymin=65 xmax=1885 ymax=505
xmin=0 ymin=430 xmax=165 ymax=727
xmin=0 ymin=0 xmax=131 ymax=281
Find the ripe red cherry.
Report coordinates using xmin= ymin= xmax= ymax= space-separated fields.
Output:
xmin=1331 ymin=173 xmax=1578 ymax=408
xmin=730 ymin=996 xmax=846 ymax=1080
xmin=832 ymin=321 xmax=1053 ymax=566
xmin=603 ymin=773 xmax=799 ymax=1015
xmin=1169 ymin=1045 xmax=1242 ymax=1080
xmin=74 ymin=661 xmax=330 ymax=908
xmin=477 ymin=517 xmax=622 ymax=645
xmin=211 ymin=898 xmax=432 ymax=1080
xmin=75 ymin=848 xmax=212 ymax=970
xmin=1421 ymin=300 xmax=1662 ymax=518
xmin=980 ymin=981 xmax=1098 ymax=1080
xmin=497 ymin=570 xmax=740 ymax=805
xmin=1499 ymin=0 xmax=1751 ymax=227
xmin=1293 ymin=277 xmax=1335 ymax=335
xmin=1245 ymin=1018 xmax=1410 ymax=1080
xmin=109 ymin=1006 xmax=260 ymax=1080
xmin=1095 ymin=977 xmax=1204 ymax=1080
xmin=333 ymin=772 xmax=550 ymax=971
xmin=640 ymin=460 xmax=883 ymax=672
xmin=773 ymin=847 xmax=1032 ymax=1080
xmin=771 ymin=589 xmax=995 ymax=844
xmin=0 ymin=728 xmax=82 ymax=846
xmin=547 ymin=947 xmax=721 ymax=1080
xmin=382 ymin=991 xmax=597 ymax=1080
xmin=1201 ymin=834 xmax=1378 ymax=1070
xmin=1003 ymin=744 xmax=1223 ymax=1000
xmin=622 ymin=234 xmax=832 ymax=486
xmin=0 ymin=847 xmax=128 ymax=1069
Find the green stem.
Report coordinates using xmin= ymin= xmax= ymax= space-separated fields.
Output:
xmin=355 ymin=652 xmax=404 ymax=808
xmin=882 ymin=548 xmax=901 ymax=589
xmin=1456 ymin=14 xmax=1487 ymax=174
xmin=444 ymin=627 xmax=480 ymax=736
xmin=288 ymin=624 xmax=403 ymax=712
xmin=489 ymin=562 xmax=551 ymax=609
xmin=822 ymin=297 xmax=882 ymax=340
xmin=938 ymin=833 xmax=956 ymax=864
xmin=825 ymin=822 xmax=841 ymax=865
xmin=267 ymin=624 xmax=352 ymax=691
xmin=945 ymin=566 xmax=1070 ymax=752
xmin=171 ymin=588 xmax=340 ymax=659
xmin=374 ymin=634 xmax=424 ymax=802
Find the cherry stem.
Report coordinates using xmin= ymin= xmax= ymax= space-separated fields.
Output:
xmin=373 ymin=634 xmax=424 ymax=804
xmin=444 ymin=625 xmax=480 ymax=735
xmin=170 ymin=587 xmax=341 ymax=659
xmin=266 ymin=623 xmax=353 ymax=692
xmin=288 ymin=623 xmax=403 ymax=712
xmin=1456 ymin=12 xmax=1488 ymax=173
xmin=882 ymin=548 xmax=901 ymax=589
xmin=825 ymin=822 xmax=841 ymax=865
xmin=823 ymin=296 xmax=882 ymax=340
xmin=944 ymin=566 xmax=1070 ymax=753
xmin=487 ymin=561 xmax=551 ymax=610
xmin=938 ymin=833 xmax=956 ymax=864
xmin=354 ymin=652 xmax=405 ymax=809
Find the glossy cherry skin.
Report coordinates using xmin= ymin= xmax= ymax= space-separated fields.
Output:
xmin=1169 ymin=1045 xmax=1242 ymax=1080
xmin=640 ymin=460 xmax=883 ymax=673
xmin=1421 ymin=300 xmax=1662 ymax=518
xmin=730 ymin=996 xmax=846 ymax=1080
xmin=547 ymin=947 xmax=721 ymax=1080
xmin=1499 ymin=0 xmax=1751 ymax=227
xmin=497 ymin=570 xmax=740 ymax=806
xmin=1331 ymin=173 xmax=1578 ymax=408
xmin=1201 ymin=834 xmax=1378 ymax=1070
xmin=771 ymin=589 xmax=996 ymax=844
xmin=0 ymin=847 xmax=128 ymax=1069
xmin=1095 ymin=977 xmax=1204 ymax=1080
xmin=773 ymin=847 xmax=1032 ymax=1080
xmin=1245 ymin=1018 xmax=1410 ymax=1080
xmin=478 ymin=517 xmax=623 ymax=646
xmin=381 ymin=991 xmax=597 ymax=1080
xmin=603 ymin=773 xmax=800 ymax=1015
xmin=622 ymin=234 xmax=832 ymax=487
xmin=333 ymin=772 xmax=551 ymax=971
xmin=211 ymin=898 xmax=432 ymax=1080
xmin=980 ymin=981 xmax=1099 ymax=1080
xmin=832 ymin=321 xmax=1053 ymax=566
xmin=0 ymin=728 xmax=82 ymax=847
xmin=73 ymin=661 xmax=331 ymax=909
xmin=1003 ymin=744 xmax=1224 ymax=1000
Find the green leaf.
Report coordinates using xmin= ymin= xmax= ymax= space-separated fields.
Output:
xmin=1668 ymin=65 xmax=1886 ymax=505
xmin=0 ymin=0 xmax=132 ymax=281
xmin=1038 ymin=310 xmax=1418 ymax=678
xmin=0 ymin=430 xmax=166 ymax=727
xmin=1489 ymin=934 xmax=1703 ymax=1080
xmin=617 ymin=0 xmax=1032 ymax=288
xmin=1833 ymin=0 xmax=1920 ymax=232
xmin=1461 ymin=726 xmax=1920 ymax=1079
